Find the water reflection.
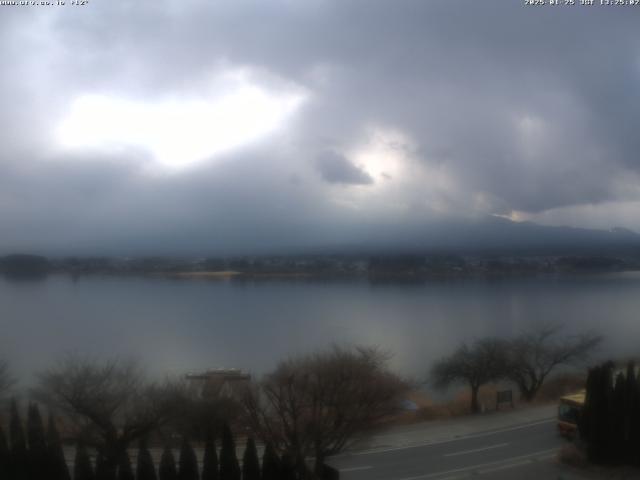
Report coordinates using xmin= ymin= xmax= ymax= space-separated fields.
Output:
xmin=1 ymin=272 xmax=638 ymax=386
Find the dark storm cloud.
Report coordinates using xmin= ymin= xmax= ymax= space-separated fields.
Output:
xmin=0 ymin=0 xmax=639 ymax=253
xmin=315 ymin=151 xmax=373 ymax=185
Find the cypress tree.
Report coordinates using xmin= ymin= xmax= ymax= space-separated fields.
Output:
xmin=0 ymin=423 xmax=9 ymax=480
xmin=95 ymin=448 xmax=118 ymax=480
xmin=241 ymin=437 xmax=260 ymax=480
xmin=136 ymin=438 xmax=158 ymax=480
xmin=318 ymin=463 xmax=340 ymax=480
xmin=117 ymin=450 xmax=135 ymax=480
xmin=9 ymin=399 xmax=28 ymax=480
xmin=591 ymin=364 xmax=609 ymax=463
xmin=201 ymin=434 xmax=219 ymax=480
xmin=601 ymin=364 xmax=615 ymax=463
xmin=178 ymin=437 xmax=199 ymax=480
xmin=261 ymin=444 xmax=280 ymax=480
xmin=623 ymin=363 xmax=638 ymax=465
xmin=579 ymin=366 xmax=595 ymax=443
xmin=611 ymin=372 xmax=626 ymax=464
xmin=27 ymin=403 xmax=49 ymax=480
xmin=74 ymin=444 xmax=96 ymax=480
xmin=581 ymin=362 xmax=618 ymax=464
xmin=47 ymin=413 xmax=71 ymax=480
xmin=159 ymin=446 xmax=178 ymax=480
xmin=279 ymin=452 xmax=296 ymax=480
xmin=96 ymin=451 xmax=109 ymax=480
xmin=635 ymin=369 xmax=640 ymax=466
xmin=219 ymin=424 xmax=240 ymax=480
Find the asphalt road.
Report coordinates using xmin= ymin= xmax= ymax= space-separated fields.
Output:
xmin=328 ymin=418 xmax=565 ymax=480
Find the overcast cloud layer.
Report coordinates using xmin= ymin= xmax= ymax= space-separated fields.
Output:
xmin=1 ymin=0 xmax=639 ymax=255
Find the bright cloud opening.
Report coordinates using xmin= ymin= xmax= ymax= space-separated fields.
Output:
xmin=349 ymin=127 xmax=414 ymax=182
xmin=56 ymin=80 xmax=306 ymax=168
xmin=326 ymin=127 xmax=418 ymax=214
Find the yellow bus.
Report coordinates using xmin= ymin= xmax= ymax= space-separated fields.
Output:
xmin=557 ymin=390 xmax=585 ymax=437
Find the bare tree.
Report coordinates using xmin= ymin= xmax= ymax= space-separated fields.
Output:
xmin=506 ymin=326 xmax=602 ymax=401
xmin=0 ymin=359 xmax=14 ymax=398
xmin=243 ymin=346 xmax=407 ymax=477
xmin=430 ymin=338 xmax=508 ymax=414
xmin=166 ymin=376 xmax=244 ymax=441
xmin=33 ymin=354 xmax=182 ymax=479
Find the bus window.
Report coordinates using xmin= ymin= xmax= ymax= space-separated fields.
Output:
xmin=559 ymin=403 xmax=579 ymax=424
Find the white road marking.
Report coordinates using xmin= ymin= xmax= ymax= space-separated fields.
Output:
xmin=395 ymin=448 xmax=557 ymax=480
xmin=346 ymin=418 xmax=554 ymax=457
xmin=476 ymin=454 xmax=555 ymax=475
xmin=442 ymin=442 xmax=509 ymax=457
xmin=339 ymin=465 xmax=373 ymax=472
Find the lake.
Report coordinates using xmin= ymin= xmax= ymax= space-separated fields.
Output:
xmin=1 ymin=272 xmax=639 ymax=386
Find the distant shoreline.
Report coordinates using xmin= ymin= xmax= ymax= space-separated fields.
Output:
xmin=165 ymin=270 xmax=243 ymax=278
xmin=3 ymin=252 xmax=640 ymax=281
xmin=48 ymin=267 xmax=640 ymax=283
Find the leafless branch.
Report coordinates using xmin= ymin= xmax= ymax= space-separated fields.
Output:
xmin=243 ymin=345 xmax=407 ymax=477
xmin=32 ymin=353 xmax=183 ymax=473
xmin=506 ymin=325 xmax=602 ymax=401
xmin=430 ymin=337 xmax=509 ymax=413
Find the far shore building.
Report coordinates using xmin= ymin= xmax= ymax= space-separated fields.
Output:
xmin=185 ymin=368 xmax=251 ymax=400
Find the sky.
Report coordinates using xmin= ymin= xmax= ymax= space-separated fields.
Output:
xmin=1 ymin=0 xmax=639 ymax=255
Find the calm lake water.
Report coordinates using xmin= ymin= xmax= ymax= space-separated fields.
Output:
xmin=1 ymin=272 xmax=639 ymax=385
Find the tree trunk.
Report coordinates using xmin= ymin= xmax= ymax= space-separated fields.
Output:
xmin=101 ymin=440 xmax=125 ymax=480
xmin=470 ymin=385 xmax=480 ymax=414
xmin=297 ymin=452 xmax=312 ymax=479
xmin=521 ymin=387 xmax=535 ymax=402
xmin=314 ymin=450 xmax=325 ymax=477
xmin=519 ymin=378 xmax=541 ymax=402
